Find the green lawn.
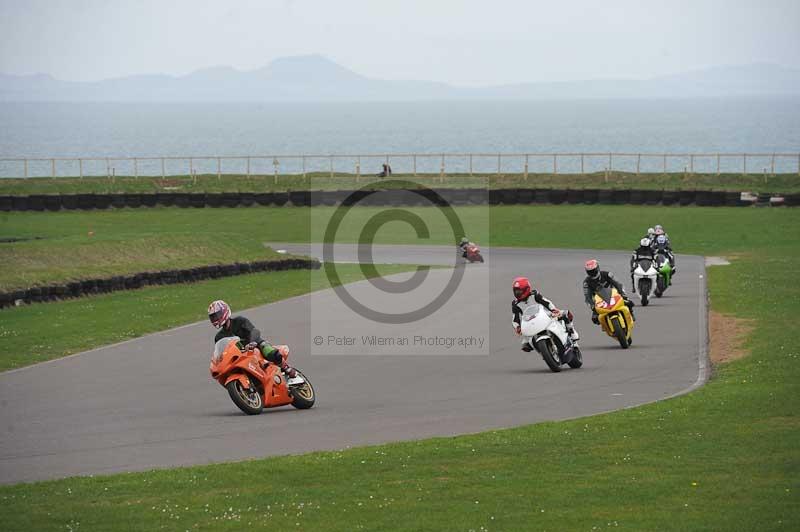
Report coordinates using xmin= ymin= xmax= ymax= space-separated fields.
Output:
xmin=1 ymin=170 xmax=799 ymax=195
xmin=3 ymin=205 xmax=797 ymax=290
xmin=0 ymin=263 xmax=418 ymax=371
xmin=0 ymin=205 xmax=798 ymax=531
xmin=0 ymin=208 xmax=304 ymax=291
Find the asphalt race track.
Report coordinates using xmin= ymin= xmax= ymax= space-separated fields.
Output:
xmin=0 ymin=246 xmax=706 ymax=484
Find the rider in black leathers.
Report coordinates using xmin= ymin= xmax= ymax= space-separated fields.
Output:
xmin=583 ymin=259 xmax=635 ymax=323
xmin=630 ymin=238 xmax=655 ymax=292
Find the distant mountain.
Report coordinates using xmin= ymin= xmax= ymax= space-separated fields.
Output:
xmin=1 ymin=55 xmax=798 ymax=102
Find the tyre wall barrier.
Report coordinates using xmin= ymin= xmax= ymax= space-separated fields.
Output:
xmin=0 ymin=258 xmax=321 ymax=309
xmin=0 ymin=189 xmax=796 ymax=212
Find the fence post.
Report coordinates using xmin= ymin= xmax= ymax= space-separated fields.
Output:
xmin=771 ymin=153 xmax=775 ymax=176
xmin=273 ymin=157 xmax=279 ymax=185
xmin=189 ymin=157 xmax=193 ymax=177
xmin=636 ymin=154 xmax=640 ymax=176
xmin=24 ymin=159 xmax=28 ymax=178
xmin=743 ymin=154 xmax=747 ymax=175
xmin=413 ymin=155 xmax=417 ymax=177
xmin=329 ymin=156 xmax=333 ymax=179
xmin=51 ymin=158 xmax=56 ymax=178
xmin=246 ymin=156 xmax=250 ymax=178
xmin=716 ymin=153 xmax=720 ymax=176
xmin=469 ymin=154 xmax=473 ymax=177
xmin=662 ymin=154 xmax=666 ymax=174
xmin=356 ymin=156 xmax=360 ymax=181
xmin=302 ymin=156 xmax=306 ymax=179
xmin=78 ymin=158 xmax=82 ymax=179
xmin=161 ymin=157 xmax=165 ymax=179
xmin=553 ymin=154 xmax=557 ymax=174
xmin=524 ymin=154 xmax=529 ymax=181
xmin=134 ymin=158 xmax=138 ymax=178
xmin=689 ymin=154 xmax=694 ymax=174
xmin=217 ymin=157 xmax=221 ymax=180
xmin=106 ymin=158 xmax=110 ymax=179
xmin=798 ymin=153 xmax=800 ymax=177
xmin=497 ymin=153 xmax=501 ymax=176
xmin=440 ymin=154 xmax=445 ymax=183
xmin=580 ymin=154 xmax=584 ymax=175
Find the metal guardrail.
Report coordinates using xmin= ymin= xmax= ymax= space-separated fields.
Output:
xmin=1 ymin=152 xmax=799 ymax=179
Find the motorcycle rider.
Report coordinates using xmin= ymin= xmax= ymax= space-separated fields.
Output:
xmin=653 ymin=225 xmax=677 ymax=274
xmin=583 ymin=259 xmax=635 ymax=323
xmin=629 ymin=237 xmax=655 ymax=292
xmin=458 ymin=236 xmax=473 ymax=259
xmin=645 ymin=227 xmax=656 ymax=242
xmin=512 ymin=276 xmax=579 ymax=352
xmin=208 ymin=300 xmax=300 ymax=382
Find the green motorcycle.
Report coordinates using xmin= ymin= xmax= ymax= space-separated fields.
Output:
xmin=654 ymin=252 xmax=673 ymax=298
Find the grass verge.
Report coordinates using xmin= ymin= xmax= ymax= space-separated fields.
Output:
xmin=0 ymin=264 xmax=418 ymax=371
xmin=1 ymin=170 xmax=798 ymax=194
xmin=3 ymin=205 xmax=797 ymax=289
xmin=0 ymin=206 xmax=797 ymax=530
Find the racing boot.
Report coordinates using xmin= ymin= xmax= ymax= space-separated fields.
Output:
xmin=566 ymin=323 xmax=580 ymax=342
xmin=624 ymin=298 xmax=636 ymax=321
xmin=277 ymin=346 xmax=304 ymax=385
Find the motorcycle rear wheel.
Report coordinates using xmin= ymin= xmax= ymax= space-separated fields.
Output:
xmin=226 ymin=378 xmax=263 ymax=415
xmin=567 ymin=346 xmax=583 ymax=369
xmin=290 ymin=370 xmax=316 ymax=409
xmin=535 ymin=338 xmax=562 ymax=372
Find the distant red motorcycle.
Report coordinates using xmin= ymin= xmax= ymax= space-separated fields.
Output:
xmin=464 ymin=243 xmax=485 ymax=263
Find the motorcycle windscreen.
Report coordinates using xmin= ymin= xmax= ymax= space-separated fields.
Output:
xmin=212 ymin=336 xmax=241 ymax=363
xmin=637 ymin=258 xmax=652 ymax=270
xmin=595 ymin=286 xmax=615 ymax=304
xmin=521 ymin=303 xmax=541 ymax=321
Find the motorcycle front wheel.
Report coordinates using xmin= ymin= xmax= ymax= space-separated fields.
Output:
xmin=536 ymin=338 xmax=563 ymax=372
xmin=656 ymin=276 xmax=666 ymax=296
xmin=610 ymin=315 xmax=629 ymax=349
xmin=226 ymin=377 xmax=263 ymax=415
xmin=639 ymin=279 xmax=650 ymax=306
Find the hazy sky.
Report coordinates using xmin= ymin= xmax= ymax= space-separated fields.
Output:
xmin=1 ymin=0 xmax=798 ymax=85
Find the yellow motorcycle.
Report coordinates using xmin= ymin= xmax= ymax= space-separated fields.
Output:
xmin=593 ymin=287 xmax=635 ymax=349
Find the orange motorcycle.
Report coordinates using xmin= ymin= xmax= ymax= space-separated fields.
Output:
xmin=210 ymin=336 xmax=315 ymax=415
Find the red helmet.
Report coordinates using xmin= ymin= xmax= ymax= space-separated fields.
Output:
xmin=208 ymin=300 xmax=231 ymax=328
xmin=512 ymin=276 xmax=532 ymax=300
xmin=585 ymin=259 xmax=600 ymax=279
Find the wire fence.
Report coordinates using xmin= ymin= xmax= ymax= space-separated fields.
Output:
xmin=1 ymin=152 xmax=799 ymax=179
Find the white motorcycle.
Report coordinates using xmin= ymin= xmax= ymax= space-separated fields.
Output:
xmin=520 ymin=304 xmax=583 ymax=372
xmin=632 ymin=257 xmax=658 ymax=306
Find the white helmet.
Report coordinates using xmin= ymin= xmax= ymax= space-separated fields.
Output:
xmin=640 ymin=237 xmax=651 ymax=247
xmin=647 ymin=227 xmax=655 ymax=237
